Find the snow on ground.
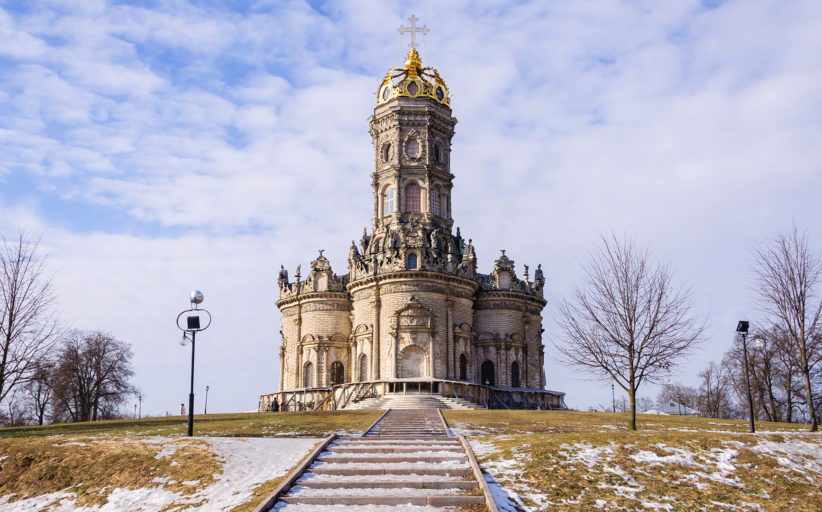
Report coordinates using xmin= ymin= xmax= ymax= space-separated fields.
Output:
xmin=467 ymin=434 xmax=822 ymax=512
xmin=0 ymin=436 xmax=319 ymax=512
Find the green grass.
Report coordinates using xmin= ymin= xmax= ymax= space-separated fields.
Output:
xmin=0 ymin=410 xmax=382 ymax=438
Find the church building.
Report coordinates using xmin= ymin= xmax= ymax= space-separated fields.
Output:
xmin=261 ymin=41 xmax=566 ymax=411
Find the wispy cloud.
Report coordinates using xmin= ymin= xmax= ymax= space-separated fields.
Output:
xmin=1 ymin=0 xmax=820 ymax=412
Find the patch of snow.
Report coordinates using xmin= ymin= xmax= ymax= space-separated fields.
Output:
xmin=0 ymin=436 xmax=319 ymax=511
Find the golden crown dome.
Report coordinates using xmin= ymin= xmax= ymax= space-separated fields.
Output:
xmin=377 ymin=48 xmax=450 ymax=107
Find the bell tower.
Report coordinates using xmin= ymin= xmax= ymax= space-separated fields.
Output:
xmin=369 ymin=48 xmax=457 ymax=234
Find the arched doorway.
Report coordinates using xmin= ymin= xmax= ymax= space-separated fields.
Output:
xmin=480 ymin=360 xmax=495 ymax=387
xmin=359 ymin=354 xmax=368 ymax=381
xmin=511 ymin=361 xmax=521 ymax=388
xmin=329 ymin=362 xmax=345 ymax=386
xmin=303 ymin=362 xmax=314 ymax=388
xmin=459 ymin=353 xmax=468 ymax=381
xmin=398 ymin=345 xmax=426 ymax=378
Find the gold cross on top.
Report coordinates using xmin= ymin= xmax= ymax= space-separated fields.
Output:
xmin=397 ymin=14 xmax=429 ymax=49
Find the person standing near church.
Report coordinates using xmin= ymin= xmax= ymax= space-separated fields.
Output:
xmin=180 ymin=403 xmax=185 ymax=415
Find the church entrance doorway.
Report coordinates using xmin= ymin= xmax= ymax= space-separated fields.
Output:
xmin=481 ymin=360 xmax=495 ymax=386
xmin=511 ymin=361 xmax=521 ymax=387
xmin=398 ymin=345 xmax=426 ymax=378
xmin=329 ymin=362 xmax=344 ymax=386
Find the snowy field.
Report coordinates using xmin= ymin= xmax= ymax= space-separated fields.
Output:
xmin=0 ymin=436 xmax=319 ymax=511
xmin=458 ymin=429 xmax=822 ymax=512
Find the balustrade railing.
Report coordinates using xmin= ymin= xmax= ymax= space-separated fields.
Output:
xmin=259 ymin=379 xmax=566 ymax=412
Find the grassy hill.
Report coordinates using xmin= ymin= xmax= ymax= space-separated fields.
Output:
xmin=0 ymin=410 xmax=820 ymax=511
xmin=443 ymin=410 xmax=822 ymax=512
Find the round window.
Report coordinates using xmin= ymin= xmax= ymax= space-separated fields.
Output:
xmin=405 ymin=138 xmax=420 ymax=158
xmin=435 ymin=86 xmax=444 ymax=101
xmin=407 ymin=81 xmax=419 ymax=96
xmin=382 ymin=86 xmax=391 ymax=101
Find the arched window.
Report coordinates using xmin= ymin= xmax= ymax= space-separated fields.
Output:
xmin=407 ymin=253 xmax=417 ymax=270
xmin=481 ymin=361 xmax=495 ymax=387
xmin=303 ymin=362 xmax=314 ymax=388
xmin=443 ymin=195 xmax=449 ymax=218
xmin=459 ymin=353 xmax=468 ymax=381
xmin=329 ymin=362 xmax=345 ymax=386
xmin=405 ymin=138 xmax=419 ymax=158
xmin=404 ymin=182 xmax=420 ymax=212
xmin=431 ymin=187 xmax=441 ymax=216
xmin=359 ymin=354 xmax=368 ymax=381
xmin=511 ymin=361 xmax=521 ymax=388
xmin=383 ymin=186 xmax=395 ymax=216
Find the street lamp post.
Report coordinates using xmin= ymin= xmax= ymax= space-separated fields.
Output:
xmin=205 ymin=385 xmax=209 ymax=415
xmin=177 ymin=290 xmax=211 ymax=437
xmin=611 ymin=382 xmax=615 ymax=413
xmin=138 ymin=394 xmax=142 ymax=419
xmin=737 ymin=321 xmax=756 ymax=434
xmin=677 ymin=393 xmax=682 ymax=416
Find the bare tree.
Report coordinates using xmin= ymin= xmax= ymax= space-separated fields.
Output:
xmin=51 ymin=331 xmax=136 ymax=422
xmin=556 ymin=232 xmax=705 ymax=430
xmin=0 ymin=232 xmax=60 ymax=407
xmin=699 ymin=361 xmax=735 ymax=419
xmin=753 ymin=226 xmax=822 ymax=431
xmin=24 ymin=359 xmax=53 ymax=425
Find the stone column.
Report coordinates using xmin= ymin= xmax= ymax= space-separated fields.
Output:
xmin=394 ymin=173 xmax=401 ymax=214
xmin=394 ymin=334 xmax=399 ymax=378
xmin=428 ymin=334 xmax=434 ymax=378
xmin=279 ymin=346 xmax=285 ymax=392
xmin=320 ymin=346 xmax=329 ymax=387
xmin=495 ymin=343 xmax=501 ymax=386
xmin=445 ymin=299 xmax=454 ymax=379
xmin=374 ymin=292 xmax=381 ymax=380
xmin=523 ymin=316 xmax=529 ymax=387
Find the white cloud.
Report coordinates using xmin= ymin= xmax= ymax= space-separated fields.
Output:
xmin=1 ymin=0 xmax=821 ymax=412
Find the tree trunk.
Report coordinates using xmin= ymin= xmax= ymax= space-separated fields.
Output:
xmin=802 ymin=368 xmax=818 ymax=432
xmin=628 ymin=383 xmax=637 ymax=431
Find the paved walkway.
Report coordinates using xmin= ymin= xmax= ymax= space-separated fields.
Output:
xmin=272 ymin=409 xmax=487 ymax=510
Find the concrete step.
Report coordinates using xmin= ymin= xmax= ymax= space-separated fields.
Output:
xmin=316 ymin=455 xmax=467 ymax=464
xmin=296 ymin=480 xmax=477 ymax=490
xmin=280 ymin=495 xmax=486 ymax=507
xmin=308 ymin=466 xmax=473 ymax=476
xmin=271 ymin=409 xmax=482 ymax=510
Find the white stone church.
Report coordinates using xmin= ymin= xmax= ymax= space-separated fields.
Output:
xmin=260 ymin=45 xmax=566 ymax=411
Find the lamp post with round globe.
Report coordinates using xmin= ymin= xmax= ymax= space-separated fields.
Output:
xmin=177 ymin=290 xmax=211 ymax=436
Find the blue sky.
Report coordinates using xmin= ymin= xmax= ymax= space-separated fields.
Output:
xmin=1 ymin=0 xmax=821 ymax=415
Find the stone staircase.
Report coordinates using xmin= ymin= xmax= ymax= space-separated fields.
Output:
xmin=345 ymin=393 xmax=484 ymax=410
xmin=270 ymin=409 xmax=489 ymax=511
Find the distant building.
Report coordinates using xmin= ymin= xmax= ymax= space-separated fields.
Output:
xmin=644 ymin=401 xmax=700 ymax=416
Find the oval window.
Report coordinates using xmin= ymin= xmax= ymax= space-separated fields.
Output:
xmin=382 ymin=86 xmax=391 ymax=100
xmin=405 ymin=138 xmax=419 ymax=158
xmin=436 ymin=86 xmax=444 ymax=101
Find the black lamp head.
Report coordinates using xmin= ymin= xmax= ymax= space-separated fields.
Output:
xmin=736 ymin=320 xmax=749 ymax=334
